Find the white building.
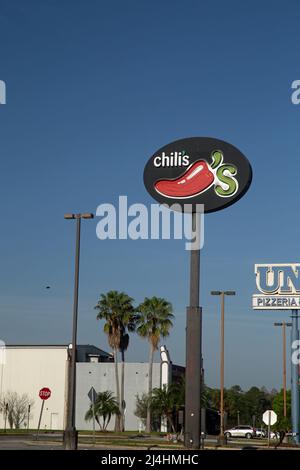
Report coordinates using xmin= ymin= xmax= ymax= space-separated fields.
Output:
xmin=0 ymin=344 xmax=181 ymax=431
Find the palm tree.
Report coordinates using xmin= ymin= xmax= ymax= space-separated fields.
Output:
xmin=85 ymin=391 xmax=119 ymax=430
xmin=151 ymin=384 xmax=179 ymax=433
xmin=136 ymin=296 xmax=174 ymax=432
xmin=95 ymin=290 xmax=135 ymax=431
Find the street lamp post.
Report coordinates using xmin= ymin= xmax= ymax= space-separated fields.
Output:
xmin=290 ymin=311 xmax=300 ymax=443
xmin=63 ymin=212 xmax=93 ymax=450
xmin=211 ymin=290 xmax=235 ymax=444
xmin=274 ymin=322 xmax=292 ymax=418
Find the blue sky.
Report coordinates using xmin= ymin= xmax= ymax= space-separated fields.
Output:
xmin=0 ymin=0 xmax=299 ymax=389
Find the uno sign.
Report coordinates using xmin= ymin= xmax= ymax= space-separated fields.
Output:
xmin=253 ymin=264 xmax=300 ymax=309
xmin=39 ymin=387 xmax=51 ymax=400
xmin=144 ymin=137 xmax=252 ymax=213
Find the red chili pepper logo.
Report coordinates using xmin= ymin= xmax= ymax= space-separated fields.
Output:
xmin=155 ymin=160 xmax=214 ymax=198
xmin=154 ymin=150 xmax=238 ymax=199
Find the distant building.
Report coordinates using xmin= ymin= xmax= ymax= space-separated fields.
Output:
xmin=0 ymin=344 xmax=182 ymax=431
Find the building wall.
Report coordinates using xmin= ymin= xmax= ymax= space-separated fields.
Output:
xmin=76 ymin=362 xmax=161 ymax=431
xmin=0 ymin=347 xmax=68 ymax=430
xmin=0 ymin=347 xmax=166 ymax=431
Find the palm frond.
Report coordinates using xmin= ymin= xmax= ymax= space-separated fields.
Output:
xmin=136 ymin=297 xmax=174 ymax=349
xmin=95 ymin=290 xmax=136 ymax=352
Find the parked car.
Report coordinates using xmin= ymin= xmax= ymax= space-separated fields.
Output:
xmin=255 ymin=428 xmax=267 ymax=438
xmin=224 ymin=425 xmax=256 ymax=439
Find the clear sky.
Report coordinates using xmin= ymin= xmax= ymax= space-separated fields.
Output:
xmin=0 ymin=0 xmax=299 ymax=390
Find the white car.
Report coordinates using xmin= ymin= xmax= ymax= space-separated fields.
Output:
xmin=224 ymin=425 xmax=256 ymax=439
xmin=255 ymin=428 xmax=267 ymax=438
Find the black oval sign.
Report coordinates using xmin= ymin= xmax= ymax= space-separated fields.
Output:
xmin=143 ymin=137 xmax=252 ymax=213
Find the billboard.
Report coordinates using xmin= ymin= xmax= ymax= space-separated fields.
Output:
xmin=253 ymin=263 xmax=300 ymax=309
xmin=144 ymin=137 xmax=252 ymax=213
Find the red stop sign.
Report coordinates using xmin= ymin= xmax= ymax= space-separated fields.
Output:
xmin=39 ymin=387 xmax=51 ymax=400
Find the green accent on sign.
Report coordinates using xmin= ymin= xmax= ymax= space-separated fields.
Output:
xmin=210 ymin=150 xmax=223 ymax=169
xmin=215 ymin=164 xmax=238 ymax=196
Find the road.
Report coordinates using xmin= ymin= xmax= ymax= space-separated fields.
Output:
xmin=0 ymin=435 xmax=62 ymax=450
xmin=0 ymin=433 xmax=295 ymax=450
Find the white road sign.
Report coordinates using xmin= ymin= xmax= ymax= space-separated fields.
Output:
xmin=263 ymin=410 xmax=277 ymax=426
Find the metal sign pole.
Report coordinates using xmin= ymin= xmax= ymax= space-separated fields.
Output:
xmin=291 ymin=309 xmax=300 ymax=444
xmin=268 ymin=411 xmax=271 ymax=448
xmin=283 ymin=322 xmax=287 ymax=418
xmin=92 ymin=389 xmax=96 ymax=445
xmin=36 ymin=400 xmax=45 ymax=440
xmin=4 ymin=403 xmax=7 ymax=432
xmin=27 ymin=404 xmax=31 ymax=432
xmin=88 ymin=387 xmax=97 ymax=444
xmin=184 ymin=212 xmax=202 ymax=449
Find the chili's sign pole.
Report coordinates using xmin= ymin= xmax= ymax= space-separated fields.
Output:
xmin=186 ymin=211 xmax=202 ymax=448
xmin=144 ymin=137 xmax=252 ymax=449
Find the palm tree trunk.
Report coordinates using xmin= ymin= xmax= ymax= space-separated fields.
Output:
xmin=105 ymin=413 xmax=112 ymax=431
xmin=113 ymin=347 xmax=121 ymax=432
xmin=146 ymin=343 xmax=155 ymax=433
xmin=95 ymin=416 xmax=101 ymax=430
xmin=121 ymin=348 xmax=125 ymax=431
xmin=167 ymin=414 xmax=176 ymax=433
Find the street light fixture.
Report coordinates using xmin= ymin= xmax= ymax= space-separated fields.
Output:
xmin=274 ymin=322 xmax=292 ymax=418
xmin=64 ymin=212 xmax=94 ymax=450
xmin=211 ymin=290 xmax=236 ymax=444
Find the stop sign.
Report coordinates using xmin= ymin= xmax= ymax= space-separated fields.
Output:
xmin=263 ymin=410 xmax=277 ymax=426
xmin=39 ymin=387 xmax=51 ymax=400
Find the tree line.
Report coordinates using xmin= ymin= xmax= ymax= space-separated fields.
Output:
xmin=205 ymin=385 xmax=291 ymax=430
xmin=85 ymin=381 xmax=291 ymax=433
xmin=134 ymin=384 xmax=291 ymax=433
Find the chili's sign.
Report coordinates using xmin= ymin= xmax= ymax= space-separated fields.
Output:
xmin=143 ymin=137 xmax=252 ymax=213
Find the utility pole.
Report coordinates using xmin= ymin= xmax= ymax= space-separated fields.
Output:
xmin=274 ymin=322 xmax=292 ymax=417
xmin=283 ymin=322 xmax=287 ymax=418
xmin=211 ymin=290 xmax=235 ymax=444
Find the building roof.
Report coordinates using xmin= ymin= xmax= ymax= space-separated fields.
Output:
xmin=5 ymin=344 xmax=112 ymax=357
